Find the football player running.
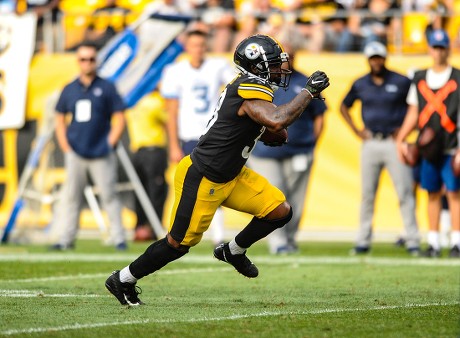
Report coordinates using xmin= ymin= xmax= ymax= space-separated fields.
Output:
xmin=161 ymin=30 xmax=235 ymax=246
xmin=105 ymin=34 xmax=330 ymax=306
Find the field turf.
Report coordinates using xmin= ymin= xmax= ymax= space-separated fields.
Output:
xmin=0 ymin=240 xmax=459 ymax=337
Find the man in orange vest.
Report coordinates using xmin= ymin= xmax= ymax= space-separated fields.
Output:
xmin=397 ymin=29 xmax=460 ymax=258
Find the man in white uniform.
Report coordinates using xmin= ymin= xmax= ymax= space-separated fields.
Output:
xmin=161 ymin=29 xmax=235 ymax=245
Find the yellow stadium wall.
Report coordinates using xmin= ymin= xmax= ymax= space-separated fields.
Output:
xmin=1 ymin=52 xmax=459 ymax=238
xmin=293 ymin=53 xmax=459 ymax=236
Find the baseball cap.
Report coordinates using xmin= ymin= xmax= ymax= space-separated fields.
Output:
xmin=364 ymin=41 xmax=387 ymax=58
xmin=428 ymin=29 xmax=450 ymax=48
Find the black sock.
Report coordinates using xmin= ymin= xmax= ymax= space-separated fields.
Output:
xmin=235 ymin=207 xmax=293 ymax=248
xmin=129 ymin=237 xmax=188 ymax=279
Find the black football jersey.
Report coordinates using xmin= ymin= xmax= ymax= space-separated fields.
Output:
xmin=191 ymin=74 xmax=274 ymax=183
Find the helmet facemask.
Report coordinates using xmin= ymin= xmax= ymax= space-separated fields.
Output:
xmin=255 ymin=50 xmax=291 ymax=89
xmin=234 ymin=35 xmax=292 ymax=90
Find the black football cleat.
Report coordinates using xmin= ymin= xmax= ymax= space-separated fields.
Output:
xmin=105 ymin=270 xmax=144 ymax=306
xmin=449 ymin=245 xmax=460 ymax=258
xmin=349 ymin=246 xmax=370 ymax=255
xmin=421 ymin=246 xmax=441 ymax=258
xmin=213 ymin=243 xmax=259 ymax=278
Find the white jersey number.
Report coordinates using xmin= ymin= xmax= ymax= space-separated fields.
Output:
xmin=203 ymin=87 xmax=227 ymax=134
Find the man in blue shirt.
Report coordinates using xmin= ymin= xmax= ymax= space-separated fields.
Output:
xmin=249 ymin=28 xmax=327 ymax=254
xmin=50 ymin=41 xmax=127 ymax=250
xmin=340 ymin=41 xmax=420 ymax=255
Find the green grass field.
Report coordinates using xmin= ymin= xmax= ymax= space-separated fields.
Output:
xmin=0 ymin=240 xmax=459 ymax=338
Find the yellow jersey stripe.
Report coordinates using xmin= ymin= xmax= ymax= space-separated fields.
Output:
xmin=240 ymin=83 xmax=274 ymax=94
xmin=238 ymin=84 xmax=274 ymax=102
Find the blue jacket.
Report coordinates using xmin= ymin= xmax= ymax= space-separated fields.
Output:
xmin=252 ymin=70 xmax=327 ymax=159
xmin=55 ymin=76 xmax=125 ymax=158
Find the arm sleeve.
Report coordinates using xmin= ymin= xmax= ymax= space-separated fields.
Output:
xmin=108 ymin=82 xmax=126 ymax=113
xmin=406 ymin=83 xmax=418 ymax=106
xmin=342 ymin=82 xmax=358 ymax=108
xmin=55 ymin=87 xmax=69 ymax=114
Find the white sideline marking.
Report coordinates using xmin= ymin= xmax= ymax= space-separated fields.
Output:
xmin=0 ymin=302 xmax=457 ymax=336
xmin=1 ymin=267 xmax=231 ymax=284
xmin=0 ymin=290 xmax=102 ymax=298
xmin=0 ymin=253 xmax=459 ymax=266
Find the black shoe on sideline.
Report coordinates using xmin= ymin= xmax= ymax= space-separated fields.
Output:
xmin=449 ymin=245 xmax=460 ymax=258
xmin=213 ymin=243 xmax=259 ymax=278
xmin=407 ymin=247 xmax=421 ymax=257
xmin=394 ymin=237 xmax=406 ymax=247
xmin=421 ymin=246 xmax=441 ymax=258
xmin=48 ymin=243 xmax=74 ymax=251
xmin=105 ymin=270 xmax=144 ymax=306
xmin=349 ymin=246 xmax=370 ymax=255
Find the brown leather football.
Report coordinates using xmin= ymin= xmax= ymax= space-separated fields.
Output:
xmin=452 ymin=151 xmax=460 ymax=177
xmin=260 ymin=128 xmax=288 ymax=146
xmin=404 ymin=143 xmax=420 ymax=167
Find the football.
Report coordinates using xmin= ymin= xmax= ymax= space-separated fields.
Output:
xmin=403 ymin=143 xmax=419 ymax=167
xmin=133 ymin=225 xmax=154 ymax=242
xmin=452 ymin=151 xmax=460 ymax=177
xmin=260 ymin=128 xmax=288 ymax=146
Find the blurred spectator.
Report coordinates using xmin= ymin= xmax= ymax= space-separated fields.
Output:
xmin=315 ymin=0 xmax=350 ymax=51
xmin=143 ymin=0 xmax=193 ymax=15
xmin=160 ymin=29 xmax=235 ymax=245
xmin=233 ymin=0 xmax=273 ymax=49
xmin=248 ymin=27 xmax=327 ymax=254
xmin=67 ymin=0 xmax=130 ymax=51
xmin=340 ymin=41 xmax=420 ymax=255
xmin=424 ymin=0 xmax=454 ymax=37
xmin=396 ymin=29 xmax=460 ymax=258
xmin=25 ymin=0 xmax=61 ymax=52
xmin=126 ymin=92 xmax=168 ymax=242
xmin=50 ymin=41 xmax=127 ymax=250
xmin=82 ymin=0 xmax=129 ymax=51
xmin=291 ymin=0 xmax=330 ymax=53
xmin=337 ymin=0 xmax=400 ymax=52
xmin=194 ymin=0 xmax=236 ymax=52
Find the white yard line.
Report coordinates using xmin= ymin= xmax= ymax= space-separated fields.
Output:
xmin=0 ymin=302 xmax=457 ymax=336
xmin=1 ymin=267 xmax=231 ymax=284
xmin=0 ymin=253 xmax=459 ymax=266
xmin=0 ymin=290 xmax=102 ymax=298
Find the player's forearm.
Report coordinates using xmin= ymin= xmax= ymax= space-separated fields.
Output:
xmin=55 ymin=114 xmax=71 ymax=152
xmin=339 ymin=104 xmax=359 ymax=134
xmin=272 ymin=91 xmax=314 ymax=129
xmin=108 ymin=112 xmax=125 ymax=147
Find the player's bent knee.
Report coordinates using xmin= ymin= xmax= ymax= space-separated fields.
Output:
xmin=265 ymin=205 xmax=293 ymax=228
xmin=266 ymin=201 xmax=292 ymax=220
xmin=167 ymin=233 xmax=190 ymax=254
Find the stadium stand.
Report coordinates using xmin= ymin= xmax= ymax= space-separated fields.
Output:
xmin=401 ymin=12 xmax=429 ymax=53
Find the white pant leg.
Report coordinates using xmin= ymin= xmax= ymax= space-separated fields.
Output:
xmin=88 ymin=151 xmax=125 ymax=245
xmin=384 ymin=140 xmax=420 ymax=249
xmin=282 ymin=153 xmax=313 ymax=248
xmin=357 ymin=140 xmax=383 ymax=248
xmin=56 ymin=151 xmax=87 ymax=246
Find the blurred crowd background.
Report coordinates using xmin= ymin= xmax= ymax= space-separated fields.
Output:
xmin=1 ymin=0 xmax=459 ymax=55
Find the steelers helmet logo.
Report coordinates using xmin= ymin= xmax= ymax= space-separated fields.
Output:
xmin=244 ymin=43 xmax=261 ymax=60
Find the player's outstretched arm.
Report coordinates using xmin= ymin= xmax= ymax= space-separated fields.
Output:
xmin=240 ymin=70 xmax=330 ymax=131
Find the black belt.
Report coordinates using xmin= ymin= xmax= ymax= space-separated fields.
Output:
xmin=371 ymin=132 xmax=393 ymax=140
